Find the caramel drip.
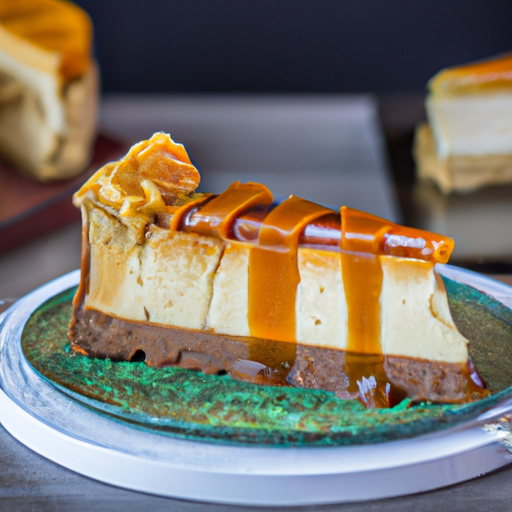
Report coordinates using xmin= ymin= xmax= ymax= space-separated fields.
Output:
xmin=248 ymin=196 xmax=333 ymax=342
xmin=169 ymin=195 xmax=213 ymax=231
xmin=340 ymin=207 xmax=389 ymax=407
xmin=338 ymin=206 xmax=452 ymax=355
xmin=68 ymin=206 xmax=90 ymax=348
xmin=336 ymin=208 xmax=461 ymax=407
xmin=246 ymin=197 xmax=333 ymax=378
xmin=341 ymin=253 xmax=383 ymax=355
xmin=186 ymin=182 xmax=273 ymax=238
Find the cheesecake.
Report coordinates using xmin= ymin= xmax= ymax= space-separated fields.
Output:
xmin=0 ymin=0 xmax=97 ymax=181
xmin=69 ymin=133 xmax=487 ymax=408
xmin=415 ymin=53 xmax=512 ymax=193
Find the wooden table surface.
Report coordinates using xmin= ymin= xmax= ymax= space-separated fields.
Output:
xmin=1 ymin=94 xmax=512 ymax=511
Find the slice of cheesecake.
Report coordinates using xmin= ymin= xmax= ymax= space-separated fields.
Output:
xmin=0 ymin=0 xmax=97 ymax=181
xmin=415 ymin=53 xmax=512 ymax=193
xmin=70 ymin=133 xmax=487 ymax=408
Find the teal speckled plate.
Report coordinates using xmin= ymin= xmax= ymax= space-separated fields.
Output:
xmin=17 ymin=265 xmax=512 ymax=447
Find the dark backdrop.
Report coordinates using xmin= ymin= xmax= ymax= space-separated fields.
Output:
xmin=74 ymin=0 xmax=512 ymax=94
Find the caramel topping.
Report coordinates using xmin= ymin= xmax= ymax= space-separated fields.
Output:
xmin=0 ymin=0 xmax=93 ymax=82
xmin=248 ymin=196 xmax=333 ymax=343
xmin=74 ymin=133 xmax=200 ymax=220
xmin=169 ymin=194 xmax=214 ymax=232
xmin=341 ymin=251 xmax=383 ymax=356
xmin=341 ymin=250 xmax=388 ymax=406
xmin=340 ymin=207 xmax=394 ymax=406
xmin=111 ymin=134 xmax=199 ymax=200
xmin=337 ymin=207 xmax=457 ymax=407
xmin=76 ymin=134 xmax=454 ymax=264
xmin=341 ymin=207 xmax=453 ymax=264
xmin=186 ymin=182 xmax=273 ymax=238
xmin=68 ymin=207 xmax=90 ymax=343
xmin=243 ymin=197 xmax=332 ymax=384
xmin=429 ymin=53 xmax=512 ymax=95
xmin=229 ymin=206 xmax=454 ymax=263
xmin=341 ymin=206 xmax=390 ymax=253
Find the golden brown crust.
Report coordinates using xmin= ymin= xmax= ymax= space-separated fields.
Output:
xmin=72 ymin=306 xmax=483 ymax=404
xmin=415 ymin=122 xmax=512 ymax=193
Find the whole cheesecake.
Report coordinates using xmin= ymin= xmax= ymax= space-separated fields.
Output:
xmin=415 ymin=53 xmax=512 ymax=193
xmin=69 ymin=133 xmax=487 ymax=408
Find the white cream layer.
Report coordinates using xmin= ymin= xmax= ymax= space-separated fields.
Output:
xmin=427 ymin=93 xmax=512 ymax=158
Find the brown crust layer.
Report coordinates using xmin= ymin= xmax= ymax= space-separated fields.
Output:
xmin=70 ymin=307 xmax=481 ymax=404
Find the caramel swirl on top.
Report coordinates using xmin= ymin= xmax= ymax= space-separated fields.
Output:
xmin=74 ymin=133 xmax=454 ymax=264
xmin=74 ymin=133 xmax=200 ymax=219
xmin=186 ymin=182 xmax=273 ymax=239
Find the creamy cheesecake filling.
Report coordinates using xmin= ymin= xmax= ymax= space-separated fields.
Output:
xmin=70 ymin=133 xmax=487 ymax=408
xmin=414 ymin=123 xmax=512 ymax=194
xmin=427 ymin=94 xmax=512 ymax=158
xmin=79 ymin=200 xmax=464 ymax=360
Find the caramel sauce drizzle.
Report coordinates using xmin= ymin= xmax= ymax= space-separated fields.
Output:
xmin=169 ymin=194 xmax=213 ymax=232
xmin=248 ymin=196 xmax=333 ymax=342
xmin=340 ymin=207 xmax=391 ymax=407
xmin=232 ymin=207 xmax=454 ymax=264
xmin=341 ymin=207 xmax=386 ymax=356
xmin=246 ymin=197 xmax=333 ymax=382
xmin=68 ymin=207 xmax=90 ymax=356
xmin=185 ymin=182 xmax=273 ymax=238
